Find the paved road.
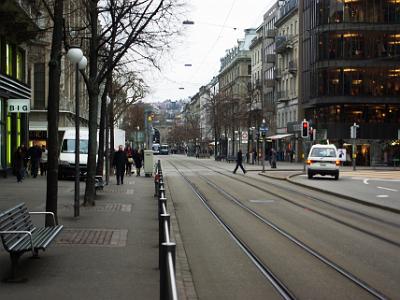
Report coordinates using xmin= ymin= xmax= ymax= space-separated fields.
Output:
xmin=291 ymin=170 xmax=400 ymax=212
xmin=160 ymin=155 xmax=400 ymax=300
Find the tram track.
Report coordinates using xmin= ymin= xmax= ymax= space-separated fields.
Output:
xmin=184 ymin=159 xmax=400 ymax=247
xmin=166 ymin=159 xmax=390 ymax=300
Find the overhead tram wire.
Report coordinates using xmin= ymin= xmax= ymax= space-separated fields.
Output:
xmin=190 ymin=0 xmax=238 ymax=83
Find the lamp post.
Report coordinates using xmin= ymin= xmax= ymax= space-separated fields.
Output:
xmin=105 ymin=96 xmax=111 ymax=185
xmin=67 ymin=47 xmax=87 ymax=218
xmin=261 ymin=119 xmax=267 ymax=173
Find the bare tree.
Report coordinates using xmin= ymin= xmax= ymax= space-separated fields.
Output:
xmin=45 ymin=0 xmax=63 ymax=226
xmin=79 ymin=0 xmax=184 ymax=205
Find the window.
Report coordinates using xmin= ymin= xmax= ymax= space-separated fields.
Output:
xmin=248 ymin=65 xmax=251 ymax=75
xmin=16 ymin=48 xmax=25 ymax=81
xmin=6 ymin=43 xmax=13 ymax=77
xmin=34 ymin=63 xmax=46 ymax=109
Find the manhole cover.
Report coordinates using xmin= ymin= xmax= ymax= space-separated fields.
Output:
xmin=57 ymin=229 xmax=128 ymax=247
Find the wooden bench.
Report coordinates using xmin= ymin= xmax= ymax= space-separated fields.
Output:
xmin=0 ymin=203 xmax=63 ymax=281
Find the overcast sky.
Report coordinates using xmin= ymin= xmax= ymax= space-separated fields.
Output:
xmin=143 ymin=0 xmax=275 ymax=103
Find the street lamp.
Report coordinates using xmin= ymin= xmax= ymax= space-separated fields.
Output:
xmin=67 ymin=46 xmax=87 ymax=218
xmin=261 ymin=118 xmax=266 ymax=173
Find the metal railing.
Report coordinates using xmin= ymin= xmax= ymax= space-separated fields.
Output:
xmin=154 ymin=160 xmax=178 ymax=300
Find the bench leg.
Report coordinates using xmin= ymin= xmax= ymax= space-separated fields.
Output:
xmin=3 ymin=252 xmax=27 ymax=283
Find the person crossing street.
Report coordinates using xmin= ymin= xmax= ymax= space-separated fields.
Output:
xmin=233 ymin=149 xmax=246 ymax=174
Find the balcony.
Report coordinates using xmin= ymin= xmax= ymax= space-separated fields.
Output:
xmin=264 ymin=79 xmax=275 ymax=88
xmin=265 ymin=29 xmax=277 ymax=39
xmin=275 ymin=36 xmax=293 ymax=54
xmin=266 ymin=54 xmax=276 ymax=64
xmin=274 ymin=69 xmax=282 ymax=80
xmin=277 ymin=91 xmax=290 ymax=102
xmin=288 ymin=61 xmax=297 ymax=74
xmin=276 ymin=0 xmax=298 ymax=26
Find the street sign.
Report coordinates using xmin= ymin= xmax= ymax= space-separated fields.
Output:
xmin=259 ymin=127 xmax=268 ymax=132
xmin=7 ymin=99 xmax=30 ymax=113
xmin=242 ymin=131 xmax=248 ymax=141
xmin=337 ymin=148 xmax=346 ymax=161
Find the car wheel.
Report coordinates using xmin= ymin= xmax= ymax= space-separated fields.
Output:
xmin=334 ymin=173 xmax=339 ymax=180
xmin=308 ymin=171 xmax=313 ymax=179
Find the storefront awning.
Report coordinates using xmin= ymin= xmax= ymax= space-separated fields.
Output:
xmin=266 ymin=133 xmax=294 ymax=140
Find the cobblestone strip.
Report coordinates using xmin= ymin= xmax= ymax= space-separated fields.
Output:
xmin=165 ymin=176 xmax=198 ymax=300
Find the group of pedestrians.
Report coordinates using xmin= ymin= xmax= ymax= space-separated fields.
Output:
xmin=13 ymin=143 xmax=48 ymax=182
xmin=112 ymin=145 xmax=144 ymax=185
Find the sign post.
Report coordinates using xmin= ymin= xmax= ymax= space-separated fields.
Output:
xmin=350 ymin=123 xmax=359 ymax=171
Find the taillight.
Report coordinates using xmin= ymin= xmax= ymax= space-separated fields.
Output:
xmin=307 ymin=159 xmax=312 ymax=165
xmin=335 ymin=160 xmax=340 ymax=166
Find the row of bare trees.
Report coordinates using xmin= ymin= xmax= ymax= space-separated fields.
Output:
xmin=44 ymin=0 xmax=184 ymax=224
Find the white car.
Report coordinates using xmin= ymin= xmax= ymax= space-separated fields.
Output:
xmin=306 ymin=144 xmax=340 ymax=180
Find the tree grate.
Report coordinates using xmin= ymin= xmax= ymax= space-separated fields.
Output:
xmin=57 ymin=229 xmax=128 ymax=247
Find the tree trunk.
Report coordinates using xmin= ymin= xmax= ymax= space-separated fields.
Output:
xmin=84 ymin=0 xmax=99 ymax=206
xmin=45 ymin=0 xmax=63 ymax=226
xmin=110 ymin=99 xmax=115 ymax=167
xmin=96 ymin=91 xmax=107 ymax=176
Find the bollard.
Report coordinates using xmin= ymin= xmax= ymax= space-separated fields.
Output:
xmin=159 ymin=213 xmax=170 ymax=269
xmin=159 ymin=197 xmax=167 ymax=217
xmin=159 ymin=185 xmax=165 ymax=199
xmin=160 ymin=242 xmax=176 ymax=300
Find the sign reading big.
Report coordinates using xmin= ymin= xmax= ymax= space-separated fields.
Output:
xmin=7 ymin=99 xmax=30 ymax=113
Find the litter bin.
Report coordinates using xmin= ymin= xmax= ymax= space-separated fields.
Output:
xmin=144 ymin=150 xmax=154 ymax=177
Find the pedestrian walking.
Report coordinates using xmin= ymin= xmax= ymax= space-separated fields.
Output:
xmin=271 ymin=148 xmax=277 ymax=168
xmin=28 ymin=143 xmax=42 ymax=178
xmin=125 ymin=145 xmax=133 ymax=176
xmin=13 ymin=146 xmax=25 ymax=182
xmin=113 ymin=145 xmax=128 ymax=185
xmin=233 ymin=149 xmax=246 ymax=174
xmin=40 ymin=145 xmax=48 ymax=176
xmin=253 ymin=148 xmax=257 ymax=165
xmin=133 ymin=148 xmax=143 ymax=176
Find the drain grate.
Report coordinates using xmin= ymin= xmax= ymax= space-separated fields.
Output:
xmin=57 ymin=228 xmax=128 ymax=247
xmin=62 ymin=203 xmax=131 ymax=212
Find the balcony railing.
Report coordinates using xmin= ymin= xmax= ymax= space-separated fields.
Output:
xmin=264 ymin=79 xmax=275 ymax=88
xmin=288 ymin=60 xmax=297 ymax=74
xmin=265 ymin=29 xmax=277 ymax=39
xmin=274 ymin=69 xmax=282 ymax=80
xmin=277 ymin=91 xmax=289 ymax=101
xmin=266 ymin=54 xmax=276 ymax=64
xmin=275 ymin=36 xmax=293 ymax=53
xmin=277 ymin=0 xmax=298 ymax=24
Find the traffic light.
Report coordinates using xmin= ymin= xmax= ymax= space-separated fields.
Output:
xmin=301 ymin=120 xmax=309 ymax=138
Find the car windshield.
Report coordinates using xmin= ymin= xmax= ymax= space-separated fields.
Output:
xmin=310 ymin=148 xmax=336 ymax=158
xmin=61 ymin=139 xmax=89 ymax=154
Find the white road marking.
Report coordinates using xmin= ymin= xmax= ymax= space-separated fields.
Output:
xmin=249 ymin=200 xmax=275 ymax=203
xmin=128 ymin=181 xmax=135 ymax=185
xmin=126 ymin=189 xmax=134 ymax=195
xmin=377 ymin=186 xmax=398 ymax=192
xmin=376 ymin=195 xmax=389 ymax=198
xmin=363 ymin=179 xmax=369 ymax=185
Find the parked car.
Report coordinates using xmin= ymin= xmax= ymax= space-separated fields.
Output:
xmin=306 ymin=144 xmax=340 ymax=180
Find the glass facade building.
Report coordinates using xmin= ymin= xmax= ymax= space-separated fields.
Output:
xmin=302 ymin=0 xmax=400 ymax=166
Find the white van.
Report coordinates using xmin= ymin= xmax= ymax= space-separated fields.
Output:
xmin=306 ymin=144 xmax=340 ymax=180
xmin=58 ymin=128 xmax=94 ymax=179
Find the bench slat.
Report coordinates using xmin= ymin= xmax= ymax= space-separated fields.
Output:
xmin=12 ymin=226 xmax=63 ymax=252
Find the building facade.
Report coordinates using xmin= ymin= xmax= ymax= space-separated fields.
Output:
xmin=274 ymin=0 xmax=299 ymax=161
xmin=218 ymin=28 xmax=256 ymax=156
xmin=302 ymin=0 xmax=400 ymax=166
xmin=0 ymin=0 xmax=42 ymax=173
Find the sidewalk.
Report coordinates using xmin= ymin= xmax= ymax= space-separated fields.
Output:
xmin=0 ymin=173 xmax=159 ymax=299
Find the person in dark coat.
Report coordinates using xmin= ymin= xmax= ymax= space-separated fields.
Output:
xmin=133 ymin=148 xmax=143 ymax=176
xmin=113 ymin=145 xmax=128 ymax=185
xmin=28 ymin=143 xmax=42 ymax=178
xmin=233 ymin=149 xmax=246 ymax=174
xmin=13 ymin=146 xmax=25 ymax=182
